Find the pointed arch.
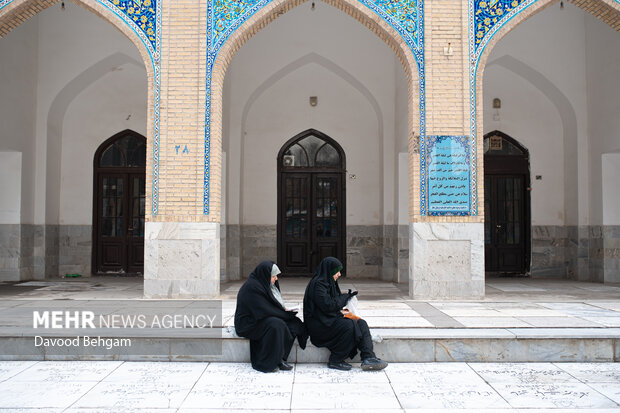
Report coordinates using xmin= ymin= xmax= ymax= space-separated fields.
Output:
xmin=278 ymin=128 xmax=347 ymax=170
xmin=206 ymin=0 xmax=421 ymax=221
xmin=469 ymin=0 xmax=620 ymax=220
xmin=0 ymin=0 xmax=161 ymax=216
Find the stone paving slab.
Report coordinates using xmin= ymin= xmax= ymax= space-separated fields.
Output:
xmin=0 ymin=361 xmax=619 ymax=411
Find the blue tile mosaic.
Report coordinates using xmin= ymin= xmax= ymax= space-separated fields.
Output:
xmin=0 ymin=0 xmax=161 ymax=215
xmin=204 ymin=0 xmax=425 ymax=215
xmin=473 ymin=0 xmax=530 ymax=57
xmin=108 ymin=0 xmax=157 ymax=50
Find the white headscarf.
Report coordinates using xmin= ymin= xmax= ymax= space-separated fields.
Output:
xmin=270 ymin=264 xmax=286 ymax=309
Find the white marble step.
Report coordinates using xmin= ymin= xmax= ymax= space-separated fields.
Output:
xmin=0 ymin=327 xmax=618 ymax=362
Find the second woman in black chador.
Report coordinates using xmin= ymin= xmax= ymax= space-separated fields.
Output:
xmin=234 ymin=260 xmax=307 ymax=372
xmin=303 ymin=256 xmax=388 ymax=371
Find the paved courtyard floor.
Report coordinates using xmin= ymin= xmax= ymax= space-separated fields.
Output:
xmin=0 ymin=361 xmax=620 ymax=411
xmin=4 ymin=278 xmax=620 ymax=330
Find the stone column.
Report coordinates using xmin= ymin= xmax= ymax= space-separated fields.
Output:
xmin=409 ymin=0 xmax=484 ymax=299
xmin=144 ymin=0 xmax=221 ymax=298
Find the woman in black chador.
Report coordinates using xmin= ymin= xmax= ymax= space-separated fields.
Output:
xmin=234 ymin=260 xmax=307 ymax=372
xmin=303 ymin=257 xmax=388 ymax=371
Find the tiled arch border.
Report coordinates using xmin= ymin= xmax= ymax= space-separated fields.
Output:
xmin=0 ymin=0 xmax=161 ymax=214
xmin=469 ymin=0 xmax=620 ymax=218
xmin=204 ymin=0 xmax=424 ymax=218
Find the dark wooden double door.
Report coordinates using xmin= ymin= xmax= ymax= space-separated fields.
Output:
xmin=278 ymin=172 xmax=345 ymax=276
xmin=484 ymin=154 xmax=530 ymax=274
xmin=95 ymin=173 xmax=145 ymax=274
xmin=93 ymin=130 xmax=146 ymax=275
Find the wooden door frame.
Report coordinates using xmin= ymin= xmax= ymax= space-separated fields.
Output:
xmin=92 ymin=129 xmax=146 ymax=276
xmin=484 ymin=130 xmax=531 ymax=274
xmin=277 ymin=129 xmax=347 ymax=276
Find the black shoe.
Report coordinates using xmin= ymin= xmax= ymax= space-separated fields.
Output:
xmin=278 ymin=360 xmax=293 ymax=371
xmin=361 ymin=357 xmax=388 ymax=371
xmin=297 ymin=327 xmax=309 ymax=350
xmin=327 ymin=361 xmax=352 ymax=371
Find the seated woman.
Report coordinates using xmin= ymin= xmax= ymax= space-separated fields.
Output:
xmin=234 ymin=260 xmax=307 ymax=372
xmin=303 ymin=257 xmax=387 ymax=371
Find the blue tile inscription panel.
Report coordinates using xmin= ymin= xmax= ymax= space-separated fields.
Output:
xmin=426 ymin=136 xmax=471 ymax=215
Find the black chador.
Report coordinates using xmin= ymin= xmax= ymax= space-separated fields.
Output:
xmin=303 ymin=257 xmax=387 ymax=371
xmin=234 ymin=261 xmax=307 ymax=372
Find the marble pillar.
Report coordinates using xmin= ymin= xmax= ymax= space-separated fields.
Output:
xmin=410 ymin=222 xmax=484 ymax=299
xmin=144 ymin=222 xmax=220 ymax=298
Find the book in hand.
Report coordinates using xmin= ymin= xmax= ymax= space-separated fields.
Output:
xmin=342 ymin=309 xmax=361 ymax=321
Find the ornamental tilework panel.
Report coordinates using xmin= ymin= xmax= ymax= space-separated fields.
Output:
xmin=473 ymin=0 xmax=530 ymax=57
xmin=204 ymin=0 xmax=425 ymax=215
xmin=0 ymin=0 xmax=161 ymax=215
xmin=108 ymin=0 xmax=157 ymax=50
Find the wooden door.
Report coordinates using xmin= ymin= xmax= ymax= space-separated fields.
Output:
xmin=127 ymin=173 xmax=145 ymax=273
xmin=98 ymin=173 xmax=126 ymax=271
xmin=93 ymin=130 xmax=146 ymax=275
xmin=312 ymin=174 xmax=343 ymax=270
xmin=484 ymin=131 xmax=530 ymax=274
xmin=278 ymin=129 xmax=346 ymax=276
xmin=281 ymin=173 xmax=312 ymax=274
xmin=279 ymin=172 xmax=344 ymax=275
xmin=485 ymin=175 xmax=527 ymax=271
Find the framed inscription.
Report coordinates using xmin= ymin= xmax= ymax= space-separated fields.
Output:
xmin=489 ymin=135 xmax=502 ymax=150
xmin=426 ymin=135 xmax=471 ymax=215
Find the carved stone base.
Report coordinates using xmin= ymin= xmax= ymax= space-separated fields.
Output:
xmin=410 ymin=222 xmax=484 ymax=299
xmin=144 ymin=222 xmax=220 ymax=298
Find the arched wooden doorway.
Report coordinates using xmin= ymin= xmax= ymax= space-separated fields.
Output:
xmin=484 ymin=130 xmax=531 ymax=275
xmin=92 ymin=130 xmax=146 ymax=275
xmin=277 ymin=129 xmax=346 ymax=276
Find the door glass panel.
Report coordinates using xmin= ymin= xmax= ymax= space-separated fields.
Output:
xmin=484 ymin=177 xmax=491 ymax=245
xmin=130 ymin=143 xmax=147 ymax=167
xmin=282 ymin=134 xmax=342 ymax=168
xmin=316 ymin=178 xmax=337 ymax=238
xmin=495 ymin=176 xmax=523 ymax=246
xmin=284 ymin=177 xmax=308 ymax=239
xmin=100 ymin=145 xmax=125 ymax=167
xmin=101 ymin=177 xmax=123 ymax=237
xmin=101 ymin=218 xmax=116 ymax=237
xmin=99 ymin=134 xmax=146 ymax=167
xmin=315 ymin=144 xmax=340 ymax=167
xmin=285 ymin=144 xmax=309 ymax=167
xmin=130 ymin=177 xmax=145 ymax=237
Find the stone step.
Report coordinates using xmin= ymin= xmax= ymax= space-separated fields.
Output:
xmin=1 ymin=327 xmax=618 ymax=362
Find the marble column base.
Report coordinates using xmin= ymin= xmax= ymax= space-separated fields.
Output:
xmin=144 ymin=222 xmax=220 ymax=299
xmin=410 ymin=222 xmax=484 ymax=299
